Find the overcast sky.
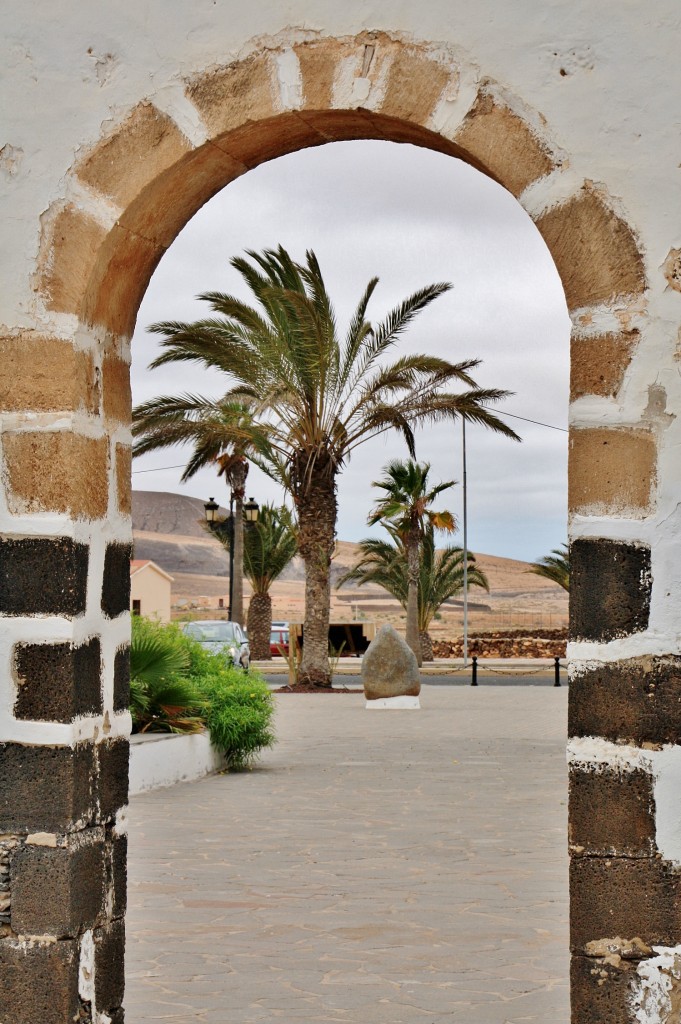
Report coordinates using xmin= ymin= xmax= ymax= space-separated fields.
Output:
xmin=131 ymin=140 xmax=570 ymax=563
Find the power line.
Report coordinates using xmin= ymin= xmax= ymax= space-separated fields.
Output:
xmin=132 ymin=462 xmax=187 ymax=475
xmin=131 ymin=409 xmax=568 ymax=475
xmin=494 ymin=410 xmax=568 ymax=433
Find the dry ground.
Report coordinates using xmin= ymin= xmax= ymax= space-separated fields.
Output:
xmin=168 ymin=545 xmax=568 ymax=634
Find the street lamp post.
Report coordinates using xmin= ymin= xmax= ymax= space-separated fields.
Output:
xmin=205 ymin=496 xmax=260 ymax=621
xmin=204 ymin=497 xmax=235 ymax=618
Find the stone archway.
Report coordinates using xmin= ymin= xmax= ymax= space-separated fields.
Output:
xmin=0 ymin=31 xmax=667 ymax=1024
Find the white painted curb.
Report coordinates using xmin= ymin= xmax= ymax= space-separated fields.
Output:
xmin=129 ymin=731 xmax=226 ymax=794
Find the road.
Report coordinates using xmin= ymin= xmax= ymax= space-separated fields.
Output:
xmin=262 ymin=672 xmax=566 ymax=689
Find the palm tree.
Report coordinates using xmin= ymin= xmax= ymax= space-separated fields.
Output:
xmin=528 ymin=544 xmax=570 ymax=591
xmin=338 ymin=524 xmax=488 ymax=660
xmin=241 ymin=504 xmax=298 ymax=659
xmin=133 ymin=246 xmax=519 ymax=686
xmin=131 ymin=400 xmax=260 ymax=626
xmin=367 ymin=460 xmax=458 ymax=664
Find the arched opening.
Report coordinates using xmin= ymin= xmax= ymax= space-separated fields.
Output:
xmin=3 ymin=33 xmax=658 ymax=1024
xmin=125 ymin=135 xmax=574 ymax=1017
xmin=130 ymin=137 xmax=571 ymax=605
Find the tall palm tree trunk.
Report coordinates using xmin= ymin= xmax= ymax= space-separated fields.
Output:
xmin=247 ymin=592 xmax=272 ymax=660
xmin=231 ymin=462 xmax=247 ymax=626
xmin=406 ymin=527 xmax=422 ymax=667
xmin=296 ymin=462 xmax=337 ymax=688
xmin=420 ymin=630 xmax=434 ymax=662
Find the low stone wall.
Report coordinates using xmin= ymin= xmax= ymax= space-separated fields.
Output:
xmin=129 ymin=732 xmax=225 ymax=795
xmin=433 ymin=629 xmax=568 ymax=659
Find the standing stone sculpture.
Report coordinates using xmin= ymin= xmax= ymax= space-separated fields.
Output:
xmin=362 ymin=623 xmax=421 ymax=709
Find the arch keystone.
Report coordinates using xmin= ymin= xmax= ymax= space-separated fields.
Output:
xmin=294 ymin=37 xmax=347 ymax=111
xmin=535 ymin=187 xmax=646 ymax=310
xmin=453 ymin=91 xmax=556 ymax=197
xmin=379 ymin=49 xmax=451 ymax=124
xmin=75 ymin=102 xmax=192 ymax=210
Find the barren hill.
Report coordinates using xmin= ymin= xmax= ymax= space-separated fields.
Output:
xmin=132 ymin=490 xmax=568 ymax=631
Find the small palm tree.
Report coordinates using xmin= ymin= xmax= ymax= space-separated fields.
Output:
xmin=130 ymin=617 xmax=206 ymax=733
xmin=132 ymin=400 xmax=260 ymax=626
xmin=368 ymin=459 xmax=457 ymax=664
xmin=528 ymin=544 xmax=570 ymax=591
xmin=242 ymin=504 xmax=298 ymax=659
xmin=339 ymin=524 xmax=488 ymax=661
xmin=134 ymin=246 xmax=519 ymax=686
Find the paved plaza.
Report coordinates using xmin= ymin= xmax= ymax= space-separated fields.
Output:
xmin=126 ymin=687 xmax=569 ymax=1023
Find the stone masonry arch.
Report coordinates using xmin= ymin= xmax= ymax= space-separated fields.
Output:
xmin=1 ymin=26 xmax=678 ymax=1024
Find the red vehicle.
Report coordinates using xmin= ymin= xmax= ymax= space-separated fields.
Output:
xmin=270 ymin=626 xmax=290 ymax=657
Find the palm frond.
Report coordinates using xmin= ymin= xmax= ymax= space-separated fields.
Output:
xmin=527 ymin=544 xmax=570 ymax=591
xmin=338 ymin=524 xmax=488 ymax=630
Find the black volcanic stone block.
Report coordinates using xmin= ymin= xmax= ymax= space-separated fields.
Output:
xmin=110 ymin=833 xmax=127 ymax=918
xmin=570 ymin=855 xmax=681 ymax=950
xmin=11 ymin=834 xmax=106 ymax=937
xmin=101 ymin=543 xmax=132 ymax=618
xmin=0 ymin=537 xmax=88 ymax=617
xmin=14 ymin=637 xmax=102 ymax=722
xmin=0 ymin=938 xmax=80 ymax=1024
xmin=570 ymin=538 xmax=651 ymax=642
xmin=569 ymin=656 xmax=681 ymax=745
xmin=0 ymin=743 xmax=96 ymax=833
xmin=113 ymin=645 xmax=130 ymax=711
xmin=95 ymin=919 xmax=126 ymax=1012
xmin=97 ymin=739 xmax=129 ymax=821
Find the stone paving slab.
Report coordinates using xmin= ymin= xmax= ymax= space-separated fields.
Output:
xmin=126 ymin=687 xmax=569 ymax=1023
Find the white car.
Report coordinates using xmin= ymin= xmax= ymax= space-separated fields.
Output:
xmin=181 ymin=620 xmax=250 ymax=671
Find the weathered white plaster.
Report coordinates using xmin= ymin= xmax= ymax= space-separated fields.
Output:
xmin=569 ymin=299 xmax=648 ymax=338
xmin=63 ymin=178 xmax=122 ymax=231
xmin=568 ymin=738 xmax=681 ymax=866
xmin=151 ymin=85 xmax=209 ymax=148
xmin=275 ymin=48 xmax=303 ymax=110
xmin=567 ymin=736 xmax=652 ymax=774
xmin=78 ymin=928 xmax=96 ymax=1004
xmin=113 ymin=806 xmax=128 ymax=837
xmin=520 ymin=168 xmax=584 ymax=220
xmin=129 ymin=731 xmax=226 ymax=794
xmin=365 ymin=695 xmax=420 ymax=709
xmin=631 ymin=947 xmax=681 ymax=1024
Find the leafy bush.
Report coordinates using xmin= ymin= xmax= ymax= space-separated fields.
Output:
xmin=130 ymin=616 xmax=276 ymax=769
xmin=199 ymin=675 xmax=275 ymax=771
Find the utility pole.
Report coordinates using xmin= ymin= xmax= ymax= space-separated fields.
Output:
xmin=462 ymin=415 xmax=469 ymax=667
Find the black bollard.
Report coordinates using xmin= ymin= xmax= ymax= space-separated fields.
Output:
xmin=471 ymin=655 xmax=478 ymax=686
xmin=554 ymin=656 xmax=561 ymax=687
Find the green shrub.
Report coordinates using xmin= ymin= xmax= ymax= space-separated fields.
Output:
xmin=200 ymin=674 xmax=275 ymax=771
xmin=129 ymin=616 xmax=276 ymax=768
xmin=130 ymin=617 xmax=206 ymax=734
